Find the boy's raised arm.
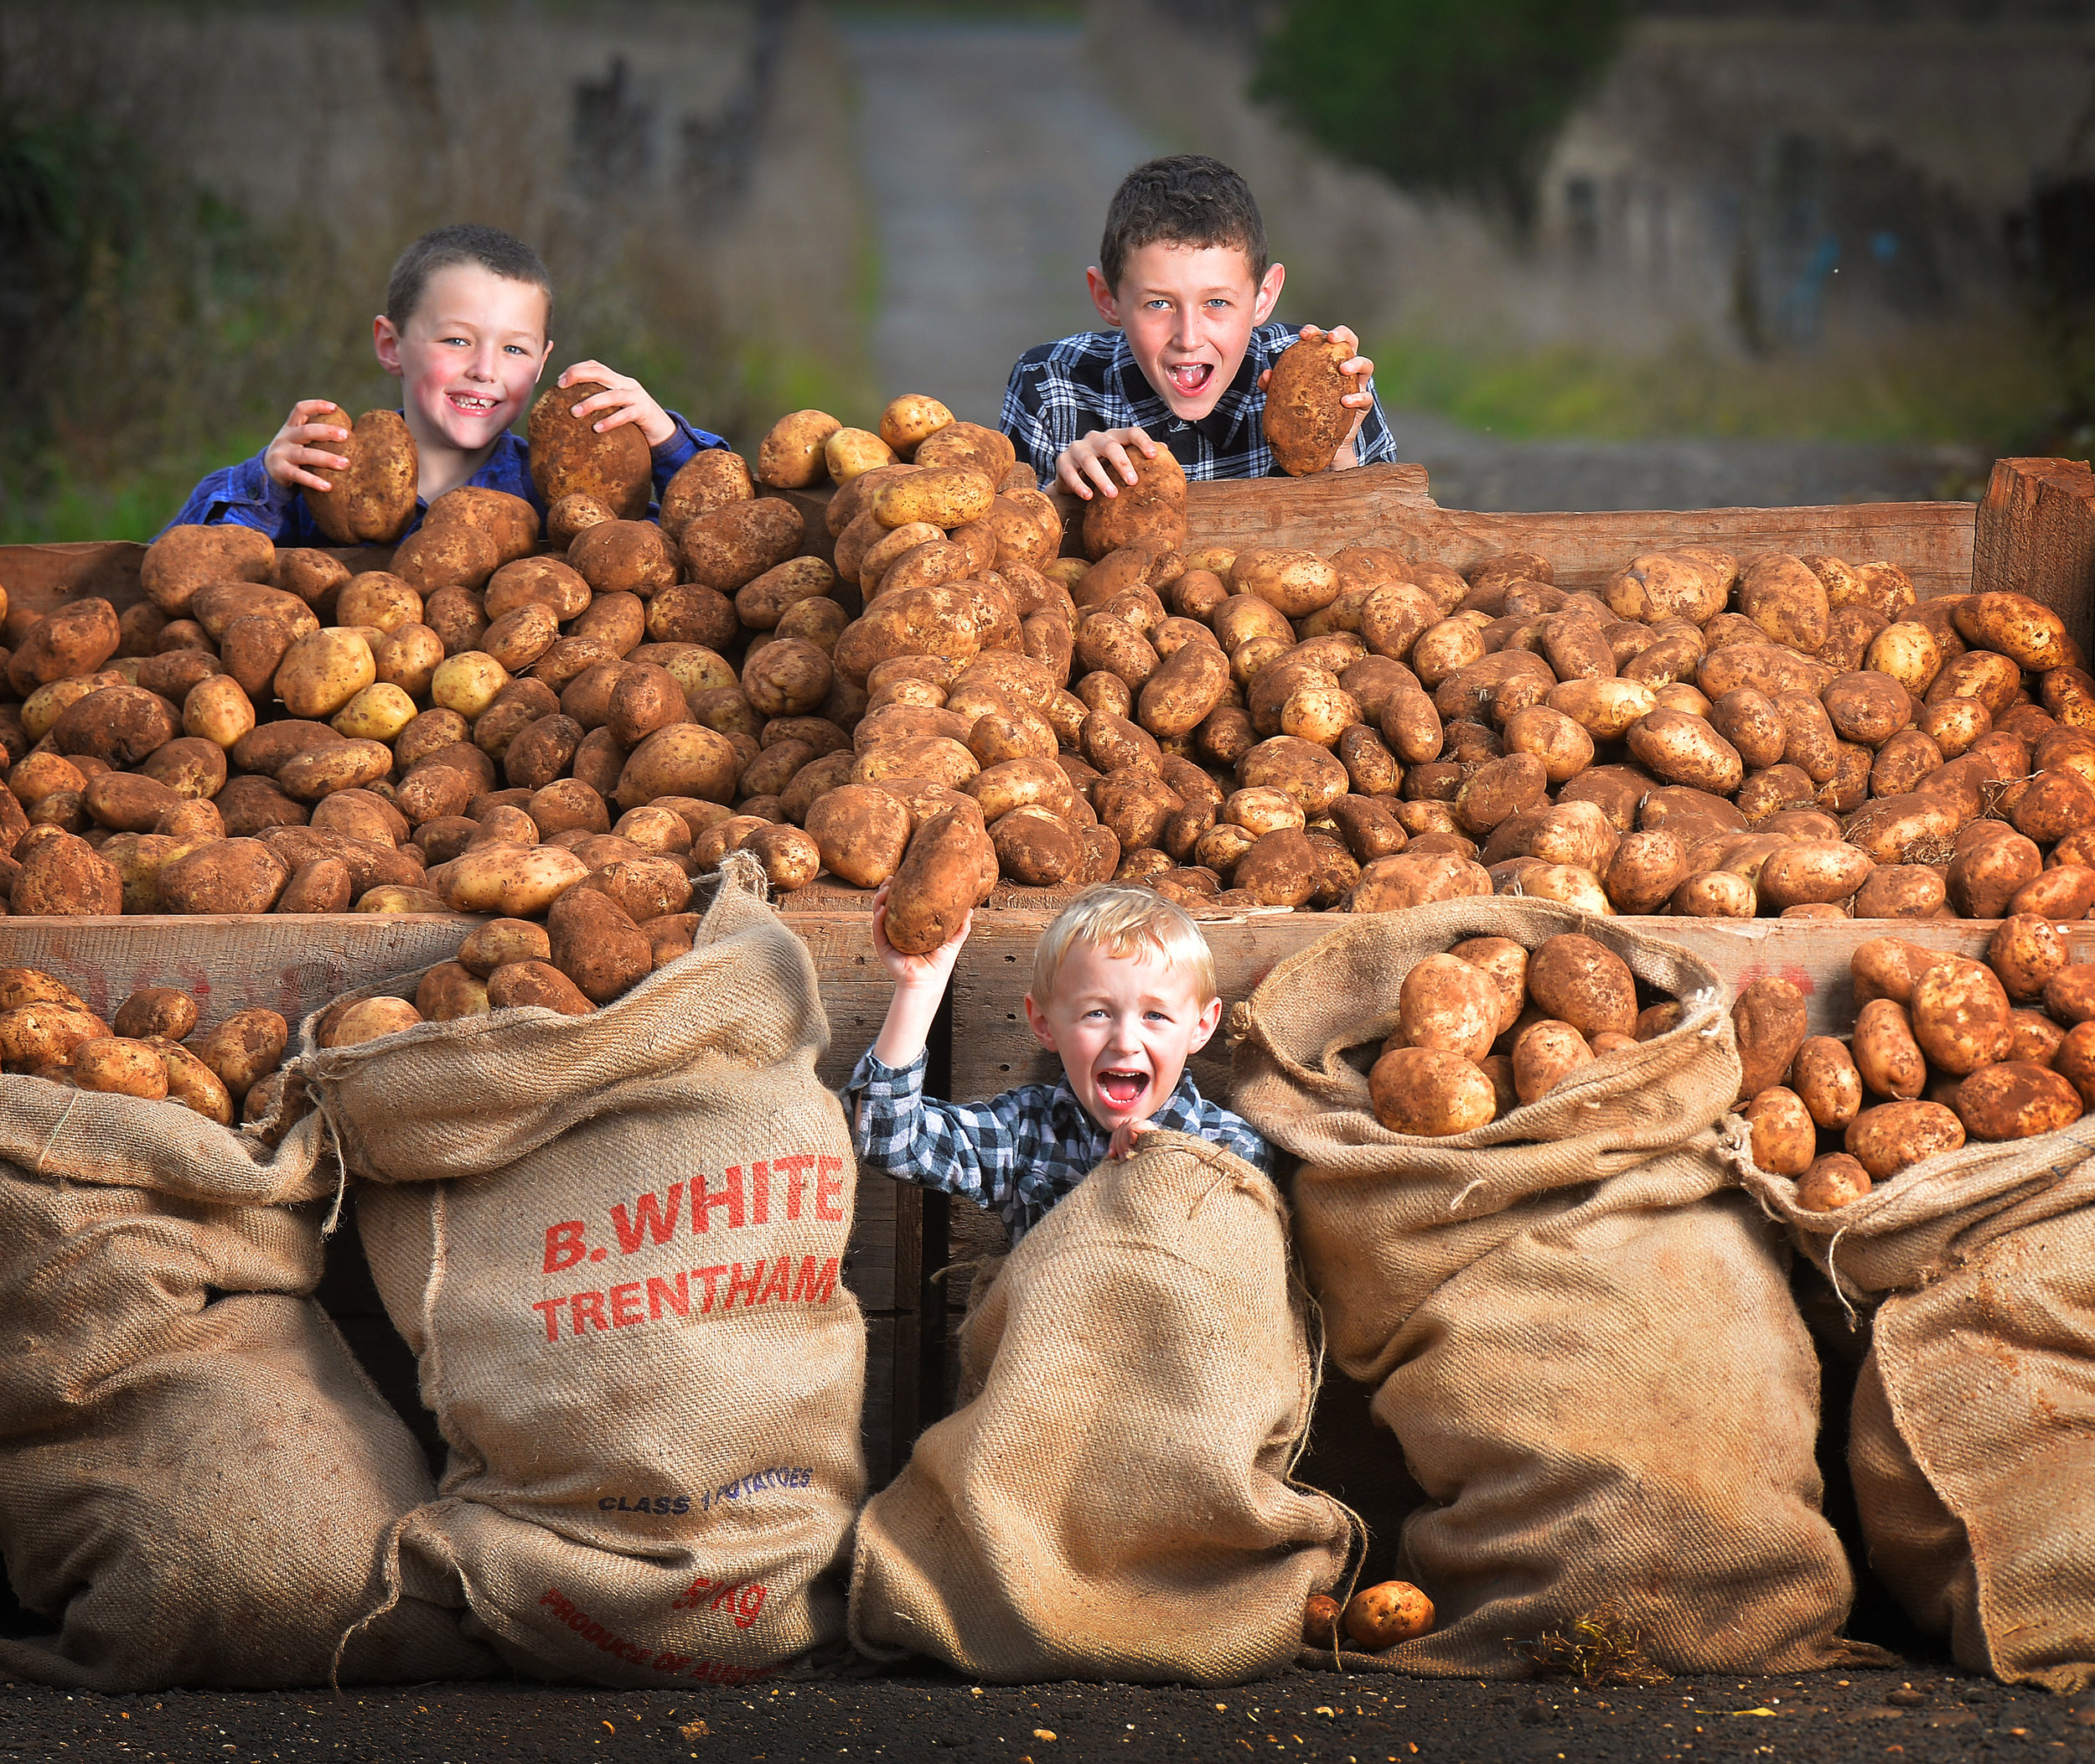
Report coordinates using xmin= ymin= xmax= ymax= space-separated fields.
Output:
xmin=869 ymin=883 xmax=970 ymax=1068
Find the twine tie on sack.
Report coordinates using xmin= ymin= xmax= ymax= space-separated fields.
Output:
xmin=330 ymin=1510 xmax=414 ymax=1693
xmin=32 ymin=1088 xmax=83 ymax=1175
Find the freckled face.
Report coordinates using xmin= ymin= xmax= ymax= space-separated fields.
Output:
xmin=1023 ymin=943 xmax=1223 ymax=1132
xmin=375 ymin=261 xmax=553 ymax=454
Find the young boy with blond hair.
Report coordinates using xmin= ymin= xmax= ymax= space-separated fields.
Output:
xmin=1001 ymin=153 xmax=1393 ymax=498
xmin=849 ymin=883 xmax=1273 ymax=1244
xmin=168 ymin=222 xmax=727 ymax=539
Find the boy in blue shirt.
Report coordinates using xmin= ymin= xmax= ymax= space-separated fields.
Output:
xmin=168 ymin=223 xmax=723 ymax=539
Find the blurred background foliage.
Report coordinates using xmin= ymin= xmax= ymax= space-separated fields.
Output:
xmin=1252 ymin=0 xmax=1627 ymax=229
xmin=0 ymin=0 xmax=872 ymax=543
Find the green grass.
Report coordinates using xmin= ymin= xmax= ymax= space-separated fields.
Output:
xmin=1368 ymin=320 xmax=2061 ymax=449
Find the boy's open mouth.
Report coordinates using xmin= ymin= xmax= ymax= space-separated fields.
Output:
xmin=1164 ymin=361 xmax=1213 ymax=398
xmin=447 ymin=393 xmax=499 ymax=416
xmin=1097 ymin=1069 xmax=1149 ymax=1111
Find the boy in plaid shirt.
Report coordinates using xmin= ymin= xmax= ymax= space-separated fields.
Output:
xmin=1001 ymin=154 xmax=1395 ymax=496
xmin=846 ymin=884 xmax=1274 ymax=1246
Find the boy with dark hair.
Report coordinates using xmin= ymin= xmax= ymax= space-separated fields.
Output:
xmin=168 ymin=222 xmax=725 ymax=540
xmin=1001 ymin=154 xmax=1393 ymax=497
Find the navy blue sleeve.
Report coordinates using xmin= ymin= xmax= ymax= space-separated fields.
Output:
xmin=650 ymin=411 xmax=728 ymax=494
xmin=161 ymin=447 xmax=308 ymax=541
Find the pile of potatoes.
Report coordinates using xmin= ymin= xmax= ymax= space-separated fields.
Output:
xmin=1736 ymin=928 xmax=2095 ymax=1208
xmin=4 ymin=377 xmax=2090 ymax=934
xmin=0 ymin=965 xmax=291 ymax=1128
xmin=1363 ymin=932 xmax=1668 ymax=1136
xmin=312 ymin=897 xmax=704 ymax=1046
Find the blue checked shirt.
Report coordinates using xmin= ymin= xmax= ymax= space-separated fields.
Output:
xmin=846 ymin=1047 xmax=1276 ymax=1245
xmin=1000 ymin=319 xmax=1397 ymax=489
xmin=161 ymin=410 xmax=727 ymax=542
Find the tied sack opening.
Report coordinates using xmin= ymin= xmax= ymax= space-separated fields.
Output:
xmin=1740 ymin=1118 xmax=2095 ymax=1694
xmin=849 ymin=1131 xmax=1355 ymax=1685
xmin=1231 ymin=899 xmax=1873 ymax=1678
xmin=0 ymin=1073 xmax=489 ymax=1689
xmin=304 ymin=860 xmax=866 ymax=1687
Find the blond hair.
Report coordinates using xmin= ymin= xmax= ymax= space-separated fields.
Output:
xmin=1028 ymin=886 xmax=1218 ymax=1007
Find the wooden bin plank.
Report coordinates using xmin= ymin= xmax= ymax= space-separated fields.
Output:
xmin=0 ymin=911 xmax=476 ymax=1029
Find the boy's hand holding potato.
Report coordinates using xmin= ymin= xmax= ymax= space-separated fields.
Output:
xmin=1258 ymin=323 xmax=1375 ymax=465
xmin=263 ymin=399 xmax=353 ymax=494
xmin=557 ymin=360 xmax=675 ymax=448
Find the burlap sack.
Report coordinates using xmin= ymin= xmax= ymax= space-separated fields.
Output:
xmin=0 ymin=1082 xmax=489 ymax=1689
xmin=1231 ymin=899 xmax=1870 ymax=1678
xmin=305 ymin=861 xmax=866 ymax=1688
xmin=849 ymin=1131 xmax=1355 ymax=1684
xmin=1741 ymin=1120 xmax=2095 ymax=1692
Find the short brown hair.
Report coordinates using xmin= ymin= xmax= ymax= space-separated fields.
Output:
xmin=1099 ymin=155 xmax=1268 ymax=293
xmin=385 ymin=224 xmax=554 ymax=334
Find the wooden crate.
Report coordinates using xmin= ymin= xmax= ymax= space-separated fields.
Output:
xmin=5 ymin=454 xmax=2093 ymax=1462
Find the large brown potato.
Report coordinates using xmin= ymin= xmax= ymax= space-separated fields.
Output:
xmin=1398 ymin=954 xmax=1503 ymax=1062
xmin=806 ymin=785 xmax=913 ymax=887
xmin=1526 ymin=934 xmax=1637 ymax=1042
xmin=1844 ymin=1099 xmax=1966 ymax=1178
xmin=141 ymin=525 xmax=275 ymax=617
xmin=1261 ymin=334 xmax=1354 ymax=475
xmin=758 ymin=409 xmax=842 ymax=489
xmin=1953 ymin=1061 xmax=2084 ymax=1141
xmin=549 ymin=886 xmax=653 ymax=1004
xmin=1908 ymin=956 xmax=2012 ymax=1076
xmin=1369 ymin=1046 xmax=1496 ymax=1135
xmin=1730 ymin=975 xmax=1808 ymax=1103
xmin=569 ymin=520 xmax=679 ymax=597
xmin=299 ymin=406 xmax=417 ymax=543
xmin=486 ymin=960 xmax=596 ymax=1016
xmin=528 ymin=380 xmax=650 ymax=518
xmin=1079 ymin=445 xmax=1186 ymax=560
xmin=189 ymin=1007 xmax=288 ymax=1104
xmin=883 ymin=808 xmax=995 ymax=954
xmin=660 ymin=447 xmax=755 ymax=535
xmin=12 ymin=831 xmax=122 ymax=916
xmin=10 ymin=600 xmax=122 ymax=696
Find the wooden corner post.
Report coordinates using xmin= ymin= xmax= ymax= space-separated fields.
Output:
xmin=1972 ymin=458 xmax=2095 ymax=654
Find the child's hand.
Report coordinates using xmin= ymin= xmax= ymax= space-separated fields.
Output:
xmin=262 ymin=400 xmax=352 ymax=494
xmin=1056 ymin=426 xmax=1156 ymax=501
xmin=1258 ymin=324 xmax=1375 ymax=468
xmin=1109 ymin=1115 xmax=1156 ymax=1161
xmin=557 ymin=361 xmax=675 ymax=449
xmin=871 ymin=882 xmax=972 ymax=990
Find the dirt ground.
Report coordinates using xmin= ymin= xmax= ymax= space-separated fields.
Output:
xmin=0 ymin=1660 xmax=2087 ymax=1762
xmin=837 ymin=13 xmax=1989 ymax=512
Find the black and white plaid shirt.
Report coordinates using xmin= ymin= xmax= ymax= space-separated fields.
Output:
xmin=1000 ymin=319 xmax=1398 ymax=489
xmin=846 ymin=1048 xmax=1275 ymax=1245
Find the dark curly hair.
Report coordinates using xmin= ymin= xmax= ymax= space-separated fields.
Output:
xmin=385 ymin=223 xmax=553 ymax=334
xmin=1098 ymin=155 xmax=1268 ymax=292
